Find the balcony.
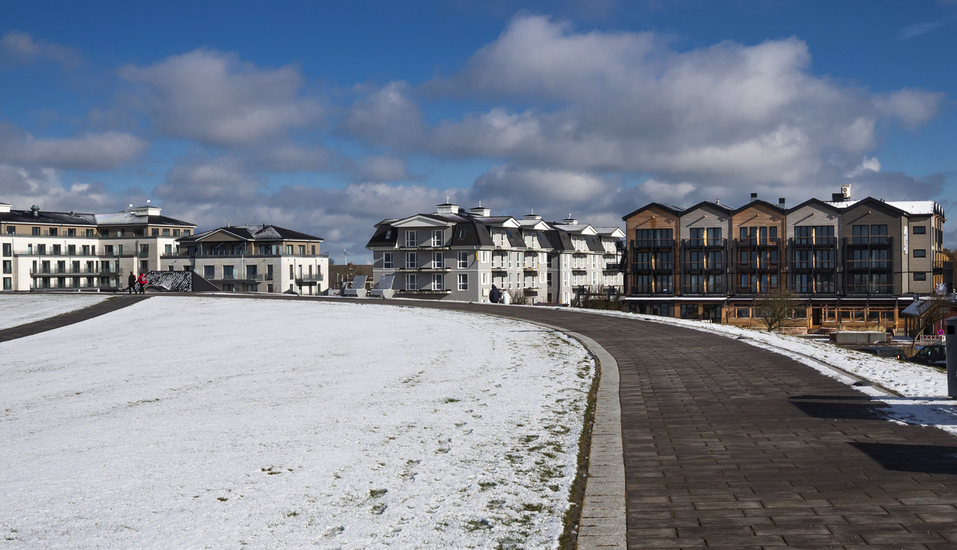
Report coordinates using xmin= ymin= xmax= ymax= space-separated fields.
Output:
xmin=734 ymin=261 xmax=781 ymax=272
xmin=846 ymin=260 xmax=892 ymax=271
xmin=846 ymin=284 xmax=894 ymax=296
xmin=733 ymin=237 xmax=782 ymax=248
xmin=631 ymin=239 xmax=675 ymax=250
xmin=631 ymin=262 xmax=675 ymax=273
xmin=682 ymin=262 xmax=725 ymax=273
xmin=211 ymin=274 xmax=264 ymax=283
xmin=683 ymin=238 xmax=727 ymax=248
xmin=793 ymin=285 xmax=836 ymax=295
xmin=791 ymin=237 xmax=837 ymax=247
xmin=629 ymin=286 xmax=674 ymax=296
xmin=680 ymin=285 xmax=727 ymax=296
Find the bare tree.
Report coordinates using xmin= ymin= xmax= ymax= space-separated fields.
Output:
xmin=753 ymin=287 xmax=800 ymax=332
xmin=910 ymin=293 xmax=954 ymax=349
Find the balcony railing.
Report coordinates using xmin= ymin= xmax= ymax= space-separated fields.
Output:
xmin=792 ymin=237 xmax=837 ymax=246
xmin=683 ymin=262 xmax=725 ymax=271
xmin=846 ymin=260 xmax=892 ymax=270
xmin=734 ymin=261 xmax=781 ymax=271
xmin=793 ymin=285 xmax=836 ymax=294
xmin=212 ymin=274 xmax=264 ymax=282
xmin=631 ymin=239 xmax=675 ymax=249
xmin=683 ymin=238 xmax=727 ymax=247
xmin=632 ymin=262 xmax=675 ymax=271
xmin=680 ymin=285 xmax=727 ymax=295
xmin=848 ymin=236 xmax=891 ymax=245
xmin=846 ymin=284 xmax=894 ymax=295
xmin=629 ymin=286 xmax=674 ymax=295
xmin=733 ymin=238 xmax=782 ymax=247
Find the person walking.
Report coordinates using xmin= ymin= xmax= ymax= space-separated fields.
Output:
xmin=128 ymin=271 xmax=136 ymax=295
xmin=137 ymin=272 xmax=148 ymax=294
xmin=489 ymin=284 xmax=501 ymax=304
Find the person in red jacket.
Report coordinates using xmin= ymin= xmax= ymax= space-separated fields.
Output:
xmin=137 ymin=272 xmax=148 ymax=294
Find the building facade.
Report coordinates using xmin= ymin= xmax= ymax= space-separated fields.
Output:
xmin=366 ymin=202 xmax=624 ymax=304
xmin=622 ymin=187 xmax=948 ymax=332
xmin=166 ymin=225 xmax=328 ymax=294
xmin=1 ymin=202 xmax=194 ymax=292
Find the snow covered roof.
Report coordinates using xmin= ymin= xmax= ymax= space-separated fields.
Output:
xmin=885 ymin=201 xmax=937 ymax=215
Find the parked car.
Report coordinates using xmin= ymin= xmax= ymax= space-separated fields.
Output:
xmin=856 ymin=347 xmax=905 ymax=360
xmin=909 ymin=344 xmax=947 ymax=367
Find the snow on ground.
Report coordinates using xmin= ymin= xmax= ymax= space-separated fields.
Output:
xmin=568 ymin=306 xmax=957 ymax=437
xmin=0 ymin=293 xmax=109 ymax=330
xmin=0 ymin=297 xmax=594 ymax=549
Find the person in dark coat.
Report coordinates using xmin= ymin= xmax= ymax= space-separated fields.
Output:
xmin=137 ymin=272 xmax=148 ymax=294
xmin=128 ymin=271 xmax=136 ymax=294
xmin=489 ymin=284 xmax=501 ymax=304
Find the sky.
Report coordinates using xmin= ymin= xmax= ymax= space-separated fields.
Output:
xmin=1 ymin=0 xmax=955 ymax=263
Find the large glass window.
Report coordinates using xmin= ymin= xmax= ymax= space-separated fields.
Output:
xmin=383 ymin=252 xmax=394 ymax=269
xmin=405 ymin=230 xmax=417 ymax=247
xmin=457 ymin=273 xmax=468 ymax=291
xmin=458 ymin=251 xmax=469 ymax=268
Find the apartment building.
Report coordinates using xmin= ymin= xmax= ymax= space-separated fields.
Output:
xmin=166 ymin=224 xmax=328 ymax=294
xmin=1 ymin=202 xmax=194 ymax=292
xmin=366 ymin=202 xmax=624 ymax=304
xmin=622 ymin=186 xmax=949 ymax=332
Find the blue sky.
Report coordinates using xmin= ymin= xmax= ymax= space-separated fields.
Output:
xmin=2 ymin=0 xmax=955 ymax=262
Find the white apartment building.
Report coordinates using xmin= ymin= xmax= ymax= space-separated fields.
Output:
xmin=165 ymin=224 xmax=328 ymax=294
xmin=366 ymin=202 xmax=624 ymax=304
xmin=1 ymin=202 xmax=194 ymax=292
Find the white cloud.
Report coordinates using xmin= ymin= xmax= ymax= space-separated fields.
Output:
xmin=346 ymin=15 xmax=945 ymax=203
xmin=0 ymin=125 xmax=148 ymax=170
xmin=0 ymin=31 xmax=84 ymax=70
xmin=0 ymin=165 xmax=135 ymax=213
xmin=120 ymin=49 xmax=323 ymax=147
xmin=845 ymin=156 xmax=882 ymax=178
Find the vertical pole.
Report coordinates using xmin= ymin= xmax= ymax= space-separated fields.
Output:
xmin=946 ymin=317 xmax=957 ymax=398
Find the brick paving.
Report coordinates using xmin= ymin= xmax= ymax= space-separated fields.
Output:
xmin=5 ymin=295 xmax=957 ymax=549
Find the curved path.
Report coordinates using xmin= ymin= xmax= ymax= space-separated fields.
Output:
xmin=4 ymin=294 xmax=957 ymax=549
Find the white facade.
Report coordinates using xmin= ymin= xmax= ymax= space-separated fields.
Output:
xmin=366 ymin=204 xmax=624 ymax=305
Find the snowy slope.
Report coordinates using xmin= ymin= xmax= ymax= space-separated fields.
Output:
xmin=0 ymin=294 xmax=109 ymax=330
xmin=0 ymin=297 xmax=593 ymax=549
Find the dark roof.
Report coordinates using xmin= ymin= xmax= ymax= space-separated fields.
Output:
xmin=148 ymin=215 xmax=196 ymax=227
xmin=785 ymin=197 xmax=842 ymax=215
xmin=366 ymin=224 xmax=399 ymax=248
xmin=504 ymin=228 xmax=524 ymax=248
xmin=542 ymin=228 xmax=574 ymax=252
xmin=0 ymin=209 xmax=96 ymax=225
xmin=679 ymin=201 xmax=734 ymax=217
xmin=732 ymin=199 xmax=786 ymax=215
xmin=584 ymin=235 xmax=605 ymax=252
xmin=179 ymin=224 xmax=322 ymax=243
xmin=450 ymin=221 xmax=493 ymax=247
xmin=622 ymin=202 xmax=684 ymax=221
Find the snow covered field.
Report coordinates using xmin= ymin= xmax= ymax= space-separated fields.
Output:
xmin=0 ymin=293 xmax=109 ymax=330
xmin=0 ymin=297 xmax=594 ymax=549
xmin=574 ymin=307 xmax=957 ymax=437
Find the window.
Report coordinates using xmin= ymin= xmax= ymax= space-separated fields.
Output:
xmin=405 ymin=230 xmax=417 ymax=247
xmin=139 ymin=260 xmax=148 ymax=272
xmin=311 ymin=245 xmax=316 ymax=255
xmin=914 ymin=249 xmax=926 ymax=258
xmin=286 ymin=245 xmax=293 ymax=254
xmin=482 ymin=272 xmax=489 ymax=285
xmin=223 ymin=265 xmax=235 ymax=280
xmin=134 ymin=229 xmax=144 ymax=237
xmin=913 ymin=225 xmax=926 ymax=234
xmin=52 ymin=245 xmax=61 ymax=255
xmin=165 ymin=244 xmax=173 ymax=255
xmin=432 ymin=252 xmax=444 ymax=268
xmin=173 ymin=229 xmax=180 ymax=237
xmin=432 ymin=230 xmax=443 ymax=247
xmin=299 ymin=245 xmax=305 ymax=255
xmin=140 ymin=244 xmax=149 ymax=255
xmin=163 ymin=228 xmax=170 ymax=236
xmin=152 ymin=229 xmax=159 ymax=236
xmin=458 ymin=251 xmax=469 ymax=268
xmin=32 ymin=227 xmax=40 ymax=236
xmin=117 ymin=229 xmax=125 ymax=237
xmin=49 ymin=228 xmax=58 ymax=236
xmin=204 ymin=265 xmax=215 ymax=279
xmin=432 ymin=274 xmax=444 ymax=290
xmin=2 ymin=243 xmax=10 ymax=257
xmin=2 ymin=277 xmax=10 ymax=290
xmin=86 ymin=229 xmax=94 ymax=237
xmin=5 ymin=226 xmax=15 ymax=235
xmin=914 ymin=272 xmax=927 ymax=281
xmin=406 ymin=252 xmax=418 ymax=269
xmin=37 ymin=244 xmax=46 ymax=255
xmin=68 ymin=228 xmax=76 ymax=237
xmin=383 ymin=252 xmax=394 ymax=269
xmin=68 ymin=245 xmax=76 ymax=255
xmin=405 ymin=273 xmax=417 ymax=290
xmin=183 ymin=230 xmax=190 ymax=236
xmin=458 ymin=273 xmax=468 ymax=291
xmin=2 ymin=260 xmax=10 ymax=274
xmin=266 ymin=265 xmax=274 ymax=280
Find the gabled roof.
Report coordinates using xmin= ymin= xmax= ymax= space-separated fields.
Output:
xmin=594 ymin=227 xmax=626 ymax=238
xmin=679 ymin=201 xmax=734 ymax=217
xmin=732 ymin=199 xmax=785 ymax=215
xmin=390 ymin=214 xmax=457 ymax=228
xmin=622 ymin=202 xmax=683 ymax=221
xmin=179 ymin=224 xmax=322 ymax=243
xmin=553 ymin=223 xmax=599 ymax=235
xmin=886 ymin=201 xmax=937 ymax=215
xmin=835 ymin=196 xmax=910 ymax=217
xmin=786 ymin=197 xmax=842 ymax=215
xmin=476 ymin=216 xmax=522 ymax=228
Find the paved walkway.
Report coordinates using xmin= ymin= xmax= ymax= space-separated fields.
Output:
xmin=4 ymin=295 xmax=957 ymax=549
xmin=0 ymin=295 xmax=149 ymax=343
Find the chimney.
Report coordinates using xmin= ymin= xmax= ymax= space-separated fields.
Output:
xmin=750 ymin=192 xmax=758 ymax=202
xmin=778 ymin=197 xmax=785 ymax=208
xmin=31 ymin=205 xmax=39 ymax=217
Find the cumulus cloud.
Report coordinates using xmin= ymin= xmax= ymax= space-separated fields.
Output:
xmin=120 ymin=49 xmax=323 ymax=147
xmin=155 ymin=157 xmax=265 ymax=207
xmin=0 ymin=124 xmax=148 ymax=170
xmin=347 ymin=155 xmax=415 ymax=182
xmin=0 ymin=164 xmax=138 ymax=213
xmin=346 ymin=15 xmax=945 ymax=204
xmin=0 ymin=30 xmax=84 ymax=70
